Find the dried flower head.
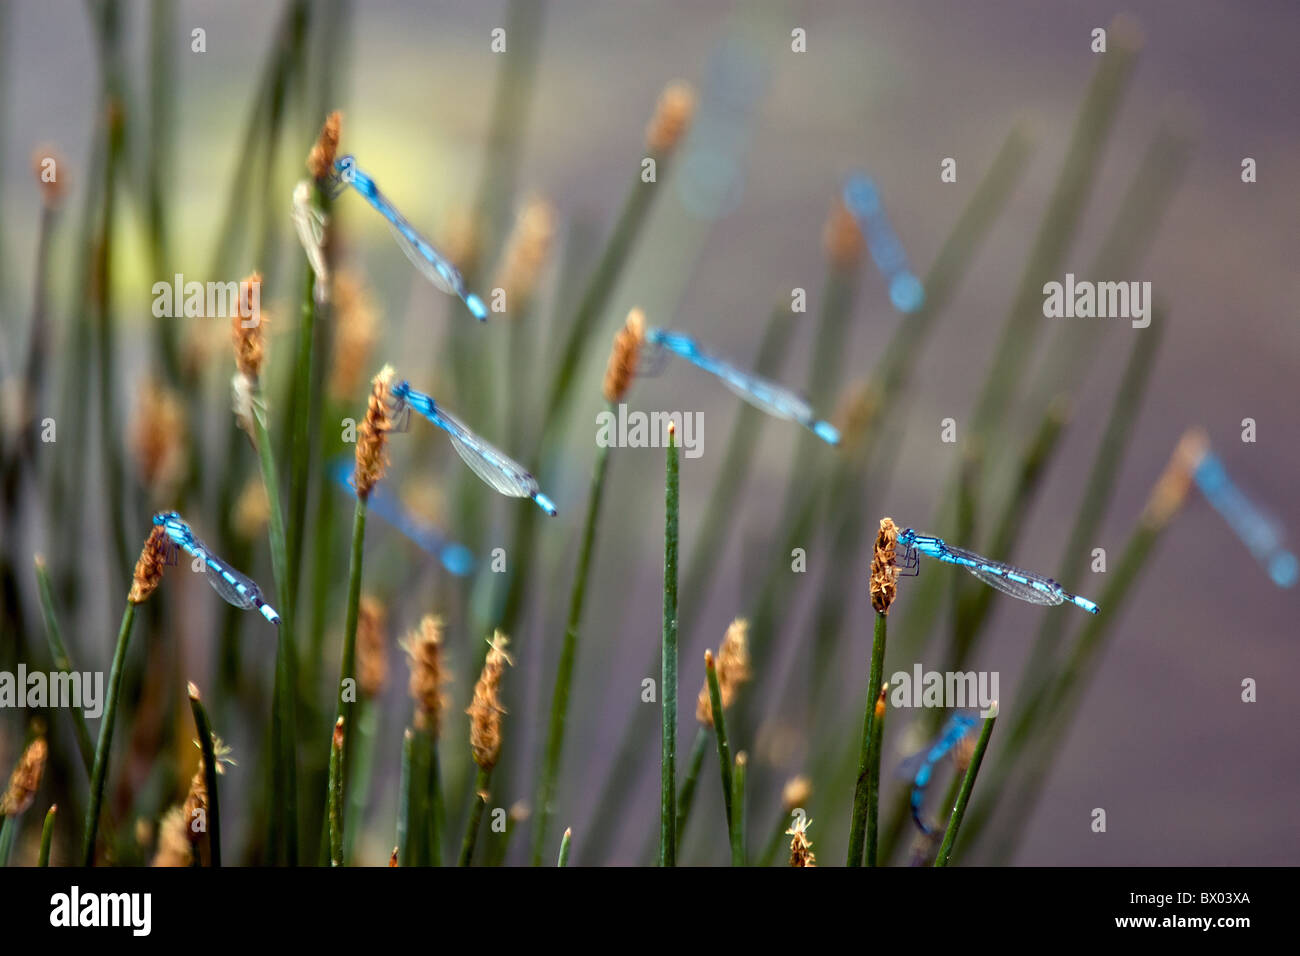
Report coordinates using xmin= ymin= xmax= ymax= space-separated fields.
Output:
xmin=181 ymin=763 xmax=207 ymax=846
xmin=787 ymin=816 xmax=816 ymax=867
xmin=696 ymin=618 xmax=751 ymax=725
xmin=645 ymin=81 xmax=697 ymax=154
xmin=822 ymin=196 xmax=865 ymax=269
xmin=492 ymin=196 xmax=557 ymax=315
xmin=230 ymin=272 xmax=267 ymax=379
xmin=329 ymin=270 xmax=379 ymax=401
xmin=191 ymin=735 xmax=236 ymax=776
xmin=870 ymin=518 xmax=900 ymax=614
xmin=833 ymin=380 xmax=880 ymax=453
xmin=356 ymin=595 xmax=389 ymax=698
xmin=306 ymin=110 xmax=342 ymax=181
xmin=389 ymin=846 xmax=399 ymax=867
xmin=151 ymin=806 xmax=192 ymax=867
xmin=1 ymin=736 xmax=48 ymax=815
xmin=467 ymin=631 xmax=513 ymax=770
xmin=782 ymin=775 xmax=812 ymax=812
xmin=31 ymin=146 xmax=67 ymax=208
xmin=128 ymin=525 xmax=169 ymax=605
xmin=233 ymin=475 xmax=271 ymax=540
xmin=403 ymin=614 xmax=450 ymax=736
xmin=1143 ymin=427 xmax=1209 ymax=529
xmin=603 ymin=308 xmax=647 ymax=402
xmin=353 ymin=364 xmax=396 ymax=499
xmin=131 ymin=380 xmax=187 ymax=499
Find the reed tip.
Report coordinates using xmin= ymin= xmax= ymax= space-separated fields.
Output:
xmin=468 ymin=630 xmax=513 ymax=770
xmin=645 ymin=81 xmax=697 ymax=153
xmin=187 ymin=681 xmax=200 ymax=701
xmin=602 ymin=308 xmax=647 ymax=402
xmin=128 ymin=525 xmax=169 ymax=605
xmin=404 ymin=613 xmax=450 ymax=737
xmin=697 ymin=618 xmax=751 ymax=725
xmin=353 ymin=364 xmax=396 ymax=499
xmin=1143 ymin=427 xmax=1208 ymax=528
xmin=1 ymin=736 xmax=48 ymax=816
xmin=823 ymin=196 xmax=865 ymax=269
xmin=782 ymin=775 xmax=812 ymax=811
xmin=787 ymin=815 xmax=816 ymax=867
xmin=307 ymin=110 xmax=343 ymax=181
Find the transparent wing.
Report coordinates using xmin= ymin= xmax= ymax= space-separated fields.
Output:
xmin=189 ymin=537 xmax=260 ymax=610
xmin=680 ymin=347 xmax=815 ymax=424
xmin=387 ymin=220 xmax=459 ymax=296
xmin=941 ymin=544 xmax=1063 ymax=607
xmin=433 ymin=408 xmax=540 ymax=500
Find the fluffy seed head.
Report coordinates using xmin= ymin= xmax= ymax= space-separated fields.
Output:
xmin=306 ymin=110 xmax=342 ymax=181
xmin=492 ymin=196 xmax=557 ymax=315
xmin=822 ymin=196 xmax=865 ymax=269
xmin=151 ymin=806 xmax=192 ymax=867
xmin=1 ymin=736 xmax=47 ymax=815
xmin=467 ymin=631 xmax=513 ymax=770
xmin=870 ymin=518 xmax=900 ymax=614
xmin=356 ymin=595 xmax=389 ymax=698
xmin=787 ymin=815 xmax=817 ymax=867
xmin=329 ymin=270 xmax=379 ymax=401
xmin=129 ymin=525 xmax=169 ymax=605
xmin=353 ymin=364 xmax=395 ymax=499
xmin=1143 ymin=427 xmax=1208 ymax=529
xmin=782 ymin=775 xmax=812 ymax=812
xmin=403 ymin=614 xmax=450 ymax=736
xmin=645 ymin=81 xmax=697 ymax=153
xmin=131 ymin=380 xmax=188 ymax=501
xmin=603 ymin=308 xmax=646 ymax=402
xmin=696 ymin=618 xmax=751 ymax=725
xmin=230 ymin=272 xmax=267 ymax=379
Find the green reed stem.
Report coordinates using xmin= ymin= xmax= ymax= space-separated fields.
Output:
xmin=253 ymin=392 xmax=299 ymax=865
xmin=0 ymin=816 xmax=13 ymax=866
xmin=38 ymin=805 xmax=56 ymax=866
xmin=848 ymin=611 xmax=887 ymax=866
xmin=934 ymin=711 xmax=996 ymax=867
xmin=531 ymin=435 xmax=612 ymax=865
xmin=188 ymin=684 xmax=222 ymax=868
xmin=329 ymin=499 xmax=367 ymax=859
xmin=557 ymin=827 xmax=572 ymax=867
xmin=328 ymin=718 xmax=344 ymax=866
xmin=866 ymin=682 xmax=887 ymax=867
xmin=425 ymin=741 xmax=445 ymax=866
xmin=34 ymin=557 xmax=94 ymax=773
xmin=730 ymin=753 xmax=747 ymax=867
xmin=397 ymin=728 xmax=417 ymax=866
xmin=81 ymin=601 xmax=136 ymax=865
xmin=673 ymin=729 xmax=710 ymax=854
xmin=705 ymin=656 xmax=733 ymax=835
xmin=660 ymin=427 xmax=679 ymax=867
xmin=286 ymin=261 xmax=321 ymax=616
xmin=458 ymin=769 xmax=491 ymax=866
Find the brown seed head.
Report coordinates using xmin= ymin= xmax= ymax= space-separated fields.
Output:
xmin=782 ymin=775 xmax=812 ymax=812
xmin=833 ymin=380 xmax=880 ymax=453
xmin=389 ymin=846 xmax=399 ymax=867
xmin=822 ymin=196 xmax=865 ymax=269
xmin=230 ymin=272 xmax=267 ymax=379
xmin=467 ymin=631 xmax=513 ymax=770
xmin=356 ymin=595 xmax=389 ymax=698
xmin=645 ymin=81 xmax=697 ymax=154
xmin=696 ymin=618 xmax=751 ymax=725
xmin=787 ymin=815 xmax=817 ymax=867
xmin=870 ymin=517 xmax=900 ymax=614
xmin=31 ymin=145 xmax=67 ymax=208
xmin=1 ymin=737 xmax=48 ymax=815
xmin=353 ymin=364 xmax=396 ymax=499
xmin=306 ymin=110 xmax=342 ymax=181
xmin=603 ymin=308 xmax=646 ymax=402
xmin=131 ymin=380 xmax=188 ymax=499
xmin=403 ymin=614 xmax=450 ymax=736
xmin=233 ymin=476 xmax=271 ymax=541
xmin=129 ymin=525 xmax=169 ymax=605
xmin=493 ymin=196 xmax=557 ymax=315
xmin=151 ymin=806 xmax=192 ymax=867
xmin=1143 ymin=427 xmax=1209 ymax=529
xmin=329 ymin=270 xmax=379 ymax=401
xmin=182 ymin=762 xmax=207 ymax=846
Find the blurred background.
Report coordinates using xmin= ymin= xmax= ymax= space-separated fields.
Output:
xmin=0 ymin=0 xmax=1296 ymax=866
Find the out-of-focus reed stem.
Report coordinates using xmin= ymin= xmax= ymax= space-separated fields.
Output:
xmin=730 ymin=752 xmax=747 ymax=866
xmin=331 ymin=500 xmax=367 ymax=845
xmin=557 ymin=827 xmax=572 ymax=867
xmin=38 ymin=805 xmax=56 ymax=866
xmin=188 ymin=682 xmax=222 ymax=867
xmin=673 ymin=730 xmax=710 ymax=854
xmin=329 ymin=717 xmax=344 ymax=866
xmin=660 ymin=425 xmax=680 ymax=867
xmin=956 ymin=314 xmax=1166 ymax=855
xmin=458 ymin=770 xmax=490 ymax=866
xmin=848 ymin=612 xmax=887 ymax=866
xmin=34 ymin=557 xmax=95 ymax=773
xmin=81 ymin=603 xmax=136 ymax=865
xmin=934 ymin=710 xmax=996 ymax=867
xmin=252 ymin=391 xmax=299 ymax=865
xmin=397 ymin=728 xmax=416 ymax=865
xmin=531 ymin=433 xmax=612 ymax=865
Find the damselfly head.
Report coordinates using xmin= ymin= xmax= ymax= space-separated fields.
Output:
xmin=152 ymin=510 xmax=180 ymax=526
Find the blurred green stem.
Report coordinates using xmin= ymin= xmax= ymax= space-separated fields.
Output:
xmin=81 ymin=601 xmax=136 ymax=865
xmin=934 ymin=711 xmax=996 ymax=867
xmin=660 ymin=427 xmax=679 ymax=867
